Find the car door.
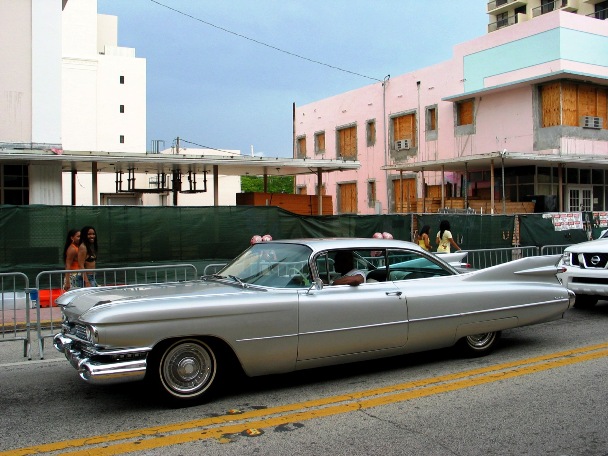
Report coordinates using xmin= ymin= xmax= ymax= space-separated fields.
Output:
xmin=297 ymin=250 xmax=407 ymax=361
xmin=387 ymin=248 xmax=461 ymax=352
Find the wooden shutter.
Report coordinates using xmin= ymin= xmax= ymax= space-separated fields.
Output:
xmin=339 ymin=182 xmax=357 ymax=213
xmin=578 ymin=85 xmax=597 ymax=117
xmin=428 ymin=108 xmax=437 ymax=131
xmin=393 ymin=114 xmax=416 ymax=146
xmin=339 ymin=126 xmax=357 ymax=159
xmin=541 ymin=82 xmax=561 ymax=127
xmin=598 ymin=89 xmax=607 ymax=129
xmin=457 ymin=100 xmax=474 ymax=126
xmin=392 ymin=178 xmax=416 ymax=212
xmin=316 ymin=132 xmax=325 ymax=153
xmin=297 ymin=137 xmax=307 ymax=158
xmin=562 ymin=82 xmax=578 ymax=127
xmin=367 ymin=121 xmax=376 ymax=145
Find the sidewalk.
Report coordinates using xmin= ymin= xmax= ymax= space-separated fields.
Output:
xmin=1 ymin=305 xmax=63 ymax=332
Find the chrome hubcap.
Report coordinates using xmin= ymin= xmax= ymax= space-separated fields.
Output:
xmin=161 ymin=341 xmax=215 ymax=396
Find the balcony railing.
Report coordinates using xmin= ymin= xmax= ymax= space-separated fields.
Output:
xmin=488 ymin=14 xmax=518 ymax=32
xmin=532 ymin=0 xmax=577 ymax=17
xmin=586 ymin=7 xmax=608 ymax=19
xmin=487 ymin=0 xmax=527 ymax=13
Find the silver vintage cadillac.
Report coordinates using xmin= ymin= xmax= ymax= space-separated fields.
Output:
xmin=54 ymin=238 xmax=574 ymax=404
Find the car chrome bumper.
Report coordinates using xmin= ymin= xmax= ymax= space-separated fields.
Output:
xmin=53 ymin=333 xmax=148 ymax=385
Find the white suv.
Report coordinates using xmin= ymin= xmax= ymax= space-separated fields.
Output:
xmin=557 ymin=238 xmax=608 ymax=307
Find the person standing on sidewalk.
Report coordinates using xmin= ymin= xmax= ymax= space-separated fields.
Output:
xmin=78 ymin=226 xmax=98 ymax=287
xmin=63 ymin=228 xmax=81 ymax=291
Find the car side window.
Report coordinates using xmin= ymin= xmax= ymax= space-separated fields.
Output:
xmin=386 ymin=249 xmax=452 ymax=281
xmin=314 ymin=250 xmax=384 ymax=284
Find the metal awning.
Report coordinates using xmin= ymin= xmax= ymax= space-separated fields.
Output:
xmin=0 ymin=148 xmax=360 ymax=176
xmin=382 ymin=151 xmax=608 ymax=173
xmin=442 ymin=70 xmax=608 ymax=103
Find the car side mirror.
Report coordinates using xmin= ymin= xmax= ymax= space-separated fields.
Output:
xmin=307 ymin=278 xmax=324 ymax=294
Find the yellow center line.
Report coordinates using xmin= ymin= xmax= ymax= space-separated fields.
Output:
xmin=3 ymin=342 xmax=608 ymax=456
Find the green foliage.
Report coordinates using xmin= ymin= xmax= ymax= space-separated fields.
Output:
xmin=240 ymin=175 xmax=294 ymax=194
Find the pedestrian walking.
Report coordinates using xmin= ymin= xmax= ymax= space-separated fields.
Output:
xmin=436 ymin=220 xmax=461 ymax=253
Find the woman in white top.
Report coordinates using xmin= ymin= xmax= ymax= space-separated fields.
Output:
xmin=436 ymin=220 xmax=461 ymax=253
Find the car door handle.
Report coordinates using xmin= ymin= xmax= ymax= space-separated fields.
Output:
xmin=385 ymin=291 xmax=402 ymax=296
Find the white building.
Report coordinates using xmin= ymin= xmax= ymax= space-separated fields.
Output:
xmin=0 ymin=0 xmax=147 ymax=204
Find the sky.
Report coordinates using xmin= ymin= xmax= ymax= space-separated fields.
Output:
xmin=98 ymin=1 xmax=488 ymax=158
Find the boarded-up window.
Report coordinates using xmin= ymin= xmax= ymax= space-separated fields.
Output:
xmin=366 ymin=120 xmax=376 ymax=146
xmin=456 ymin=100 xmax=474 ymax=126
xmin=427 ymin=107 xmax=437 ymax=131
xmin=367 ymin=180 xmax=376 ymax=208
xmin=540 ymin=82 xmax=561 ymax=127
xmin=392 ymin=178 xmax=416 ymax=213
xmin=315 ymin=132 xmax=325 ymax=154
xmin=541 ymin=81 xmax=608 ymax=128
xmin=338 ymin=125 xmax=357 ymax=159
xmin=562 ymin=82 xmax=578 ymax=127
xmin=393 ymin=113 xmax=416 ymax=147
xmin=297 ymin=136 xmax=307 ymax=158
xmin=338 ymin=182 xmax=357 ymax=214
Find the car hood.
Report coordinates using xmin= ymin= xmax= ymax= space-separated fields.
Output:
xmin=564 ymin=238 xmax=608 ymax=253
xmin=56 ymin=280 xmax=260 ymax=322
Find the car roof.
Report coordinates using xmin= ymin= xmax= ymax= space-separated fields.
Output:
xmin=264 ymin=238 xmax=425 ymax=255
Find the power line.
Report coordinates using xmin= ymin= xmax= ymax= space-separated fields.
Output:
xmin=149 ymin=0 xmax=382 ymax=82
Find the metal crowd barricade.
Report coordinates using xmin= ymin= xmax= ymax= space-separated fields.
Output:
xmin=540 ymin=244 xmax=571 ymax=256
xmin=0 ymin=272 xmax=32 ymax=359
xmin=34 ymin=263 xmax=198 ymax=359
xmin=464 ymin=246 xmax=540 ymax=270
xmin=203 ymin=263 xmax=228 ymax=275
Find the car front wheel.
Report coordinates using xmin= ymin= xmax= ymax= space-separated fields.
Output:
xmin=154 ymin=339 xmax=218 ymax=402
xmin=457 ymin=331 xmax=500 ymax=357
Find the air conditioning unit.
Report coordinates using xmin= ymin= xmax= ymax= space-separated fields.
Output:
xmin=395 ymin=139 xmax=411 ymax=151
xmin=582 ymin=116 xmax=602 ymax=129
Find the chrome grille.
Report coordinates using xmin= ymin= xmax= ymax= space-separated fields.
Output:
xmin=573 ymin=253 xmax=608 ymax=269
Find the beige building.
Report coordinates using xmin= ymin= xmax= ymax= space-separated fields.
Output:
xmin=487 ymin=0 xmax=608 ymax=32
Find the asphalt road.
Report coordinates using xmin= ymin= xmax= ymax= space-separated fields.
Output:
xmin=0 ymin=302 xmax=607 ymax=456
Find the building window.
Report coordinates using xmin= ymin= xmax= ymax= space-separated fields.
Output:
xmin=496 ymin=12 xmax=508 ymax=29
xmin=366 ymin=120 xmax=376 ymax=146
xmin=119 ymin=75 xmax=125 ymax=84
xmin=0 ymin=164 xmax=29 ymax=205
xmin=338 ymin=182 xmax=357 ymax=214
xmin=540 ymin=81 xmax=608 ymax=129
xmin=296 ymin=136 xmax=306 ymax=158
xmin=119 ymin=135 xmax=125 ymax=144
xmin=456 ymin=99 xmax=474 ymax=126
xmin=367 ymin=180 xmax=376 ymax=208
xmin=392 ymin=113 xmax=416 ymax=148
xmin=119 ymin=105 xmax=125 ymax=113
xmin=314 ymin=131 xmax=325 ymax=154
xmin=426 ymin=107 xmax=437 ymax=132
xmin=337 ymin=124 xmax=357 ymax=159
xmin=595 ymin=1 xmax=608 ymax=20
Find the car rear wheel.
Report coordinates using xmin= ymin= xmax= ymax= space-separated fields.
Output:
xmin=457 ymin=331 xmax=500 ymax=357
xmin=154 ymin=339 xmax=218 ymax=402
xmin=573 ymin=295 xmax=598 ymax=308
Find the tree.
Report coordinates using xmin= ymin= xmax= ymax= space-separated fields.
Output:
xmin=240 ymin=176 xmax=294 ymax=194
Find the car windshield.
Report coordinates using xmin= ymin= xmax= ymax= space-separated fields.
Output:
xmin=218 ymin=243 xmax=313 ymax=288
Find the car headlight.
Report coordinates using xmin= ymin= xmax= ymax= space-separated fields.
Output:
xmin=85 ymin=325 xmax=99 ymax=344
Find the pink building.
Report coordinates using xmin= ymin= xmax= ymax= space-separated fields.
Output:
xmin=295 ymin=10 xmax=608 ymax=215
